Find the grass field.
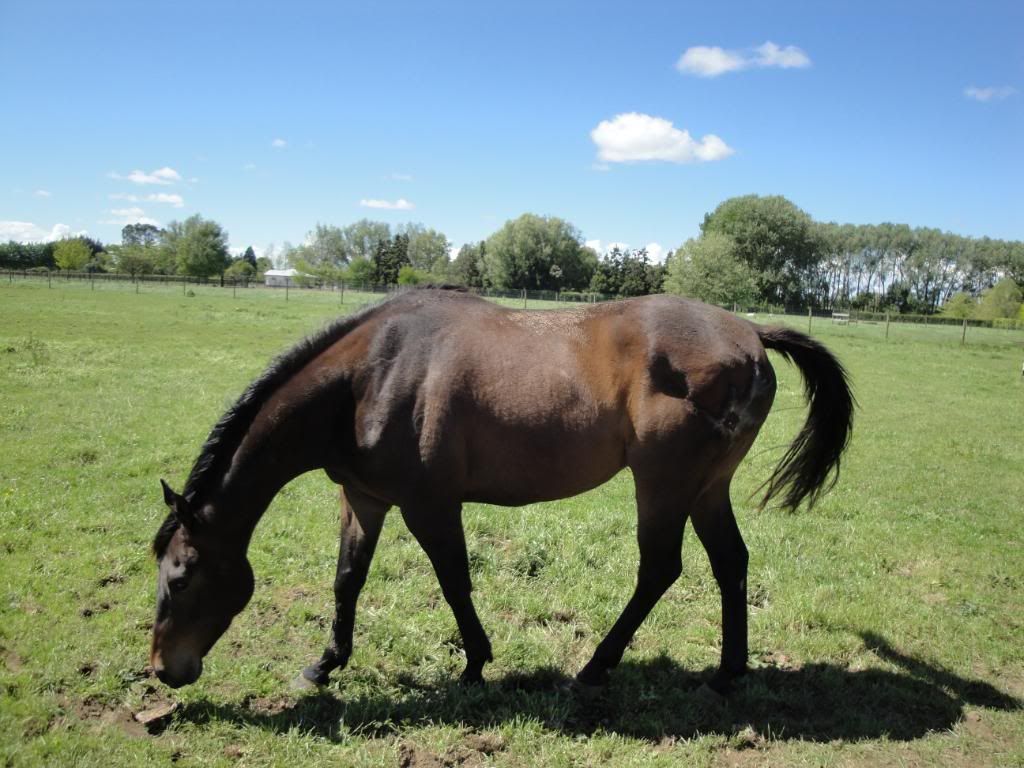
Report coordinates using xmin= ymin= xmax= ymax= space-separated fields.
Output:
xmin=1 ymin=280 xmax=1022 ymax=767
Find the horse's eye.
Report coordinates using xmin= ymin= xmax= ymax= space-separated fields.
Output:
xmin=169 ymin=575 xmax=189 ymax=593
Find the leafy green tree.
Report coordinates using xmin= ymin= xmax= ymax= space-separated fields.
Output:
xmin=0 ymin=241 xmax=55 ymax=269
xmin=976 ymin=278 xmax=1023 ymax=320
xmin=400 ymin=224 xmax=450 ymax=275
xmin=53 ymin=238 xmax=92 ymax=271
xmin=453 ymin=242 xmax=486 ymax=287
xmin=589 ymin=248 xmax=662 ymax=296
xmin=122 ymin=223 xmax=162 ymax=247
xmin=113 ymin=244 xmax=155 ymax=277
xmin=701 ymin=195 xmax=820 ymax=305
xmin=397 ymin=265 xmax=430 ymax=285
xmin=346 ymin=256 xmax=375 ymax=285
xmin=664 ymin=233 xmax=757 ymax=307
xmin=940 ymin=292 xmax=977 ymax=319
xmin=241 ymin=246 xmax=257 ymax=269
xmin=483 ymin=213 xmax=597 ymax=290
xmin=255 ymin=256 xmax=273 ymax=275
xmin=225 ymin=259 xmax=256 ymax=280
xmin=370 ymin=234 xmax=410 ymax=285
xmin=342 ymin=220 xmax=391 ymax=262
xmin=165 ymin=214 xmax=231 ymax=278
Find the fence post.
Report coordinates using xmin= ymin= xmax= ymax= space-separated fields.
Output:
xmin=961 ymin=317 xmax=968 ymax=346
xmin=286 ymin=281 xmax=289 ymax=301
xmin=48 ymin=272 xmax=51 ymax=289
xmin=808 ymin=306 xmax=812 ymax=334
xmin=340 ymin=280 xmax=345 ymax=305
xmin=885 ymin=312 xmax=890 ymax=341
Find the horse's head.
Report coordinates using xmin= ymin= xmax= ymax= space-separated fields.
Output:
xmin=150 ymin=480 xmax=254 ymax=688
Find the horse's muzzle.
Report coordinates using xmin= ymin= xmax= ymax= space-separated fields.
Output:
xmin=153 ymin=658 xmax=202 ymax=688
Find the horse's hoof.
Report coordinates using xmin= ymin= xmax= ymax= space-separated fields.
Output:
xmin=567 ymin=676 xmax=605 ymax=701
xmin=694 ymin=682 xmax=728 ymax=706
xmin=574 ymin=664 xmax=609 ymax=689
xmin=459 ymin=671 xmax=485 ymax=687
xmin=294 ymin=665 xmax=329 ymax=689
xmin=291 ymin=673 xmax=320 ymax=691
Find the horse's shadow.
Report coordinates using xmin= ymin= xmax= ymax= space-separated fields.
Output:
xmin=177 ymin=632 xmax=1020 ymax=743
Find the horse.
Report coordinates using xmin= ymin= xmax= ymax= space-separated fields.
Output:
xmin=150 ymin=289 xmax=853 ymax=693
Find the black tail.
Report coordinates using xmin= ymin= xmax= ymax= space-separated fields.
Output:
xmin=756 ymin=326 xmax=855 ymax=510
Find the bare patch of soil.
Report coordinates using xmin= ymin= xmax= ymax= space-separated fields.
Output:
xmin=397 ymin=733 xmax=507 ymax=768
xmin=245 ymin=694 xmax=294 ymax=716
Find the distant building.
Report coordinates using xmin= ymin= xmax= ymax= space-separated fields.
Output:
xmin=264 ymin=268 xmax=299 ymax=287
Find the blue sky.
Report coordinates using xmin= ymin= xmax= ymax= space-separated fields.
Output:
xmin=1 ymin=0 xmax=1021 ymax=261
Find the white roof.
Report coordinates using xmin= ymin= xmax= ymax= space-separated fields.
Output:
xmin=265 ymin=269 xmax=299 ymax=276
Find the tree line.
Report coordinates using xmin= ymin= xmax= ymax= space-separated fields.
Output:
xmin=666 ymin=195 xmax=1024 ymax=318
xmin=2 ymin=196 xmax=1021 ymax=318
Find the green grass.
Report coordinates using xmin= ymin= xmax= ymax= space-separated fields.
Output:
xmin=1 ymin=280 xmax=1022 ymax=767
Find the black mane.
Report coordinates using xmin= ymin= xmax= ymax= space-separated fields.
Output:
xmin=152 ymin=297 xmax=388 ymax=556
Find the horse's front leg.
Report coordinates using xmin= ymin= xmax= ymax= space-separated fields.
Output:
xmin=401 ymin=503 xmax=493 ymax=684
xmin=299 ymin=487 xmax=389 ymax=687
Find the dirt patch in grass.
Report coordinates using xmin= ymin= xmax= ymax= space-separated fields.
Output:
xmin=79 ymin=601 xmax=112 ymax=618
xmin=2 ymin=646 xmax=24 ymax=673
xmin=245 ymin=694 xmax=294 ymax=716
xmin=397 ymin=733 xmax=507 ymax=768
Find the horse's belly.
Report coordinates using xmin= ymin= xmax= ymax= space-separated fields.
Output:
xmin=461 ymin=420 xmax=626 ymax=506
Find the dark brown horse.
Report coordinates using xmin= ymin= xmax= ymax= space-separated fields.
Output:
xmin=151 ymin=289 xmax=853 ymax=692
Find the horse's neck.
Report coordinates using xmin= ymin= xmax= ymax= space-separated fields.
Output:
xmin=211 ymin=382 xmax=345 ymax=544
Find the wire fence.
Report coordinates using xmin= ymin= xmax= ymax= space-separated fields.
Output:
xmin=3 ymin=269 xmax=1022 ymax=350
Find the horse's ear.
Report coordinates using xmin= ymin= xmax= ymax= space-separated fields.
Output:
xmin=160 ymin=479 xmax=201 ymax=531
xmin=161 ymin=479 xmax=181 ymax=508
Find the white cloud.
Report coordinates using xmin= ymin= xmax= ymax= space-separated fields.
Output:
xmin=676 ymin=46 xmax=746 ymax=77
xmin=591 ymin=112 xmax=734 ymax=164
xmin=34 ymin=189 xmax=51 ymax=198
xmin=390 ymin=172 xmax=414 ymax=181
xmin=676 ymin=41 xmax=811 ymax=77
xmin=0 ymin=221 xmax=85 ymax=243
xmin=645 ymin=242 xmax=666 ymax=263
xmin=102 ymin=207 xmax=160 ymax=227
xmin=359 ymin=198 xmax=415 ymax=210
xmin=110 ymin=207 xmax=146 ymax=218
xmin=108 ymin=166 xmax=182 ymax=185
xmin=964 ymin=85 xmax=1017 ymax=102
xmin=272 ymin=138 xmax=287 ymax=148
xmin=109 ymin=193 xmax=139 ymax=202
xmin=146 ymin=193 xmax=184 ymax=208
xmin=229 ymin=244 xmax=267 ymax=259
xmin=754 ymin=42 xmax=812 ymax=69
xmin=584 ymin=240 xmax=666 ymax=263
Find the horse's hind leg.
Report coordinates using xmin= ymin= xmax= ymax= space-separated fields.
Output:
xmin=300 ymin=486 xmax=389 ymax=686
xmin=689 ymin=484 xmax=749 ymax=692
xmin=577 ymin=475 xmax=689 ymax=687
xmin=401 ymin=503 xmax=493 ymax=684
